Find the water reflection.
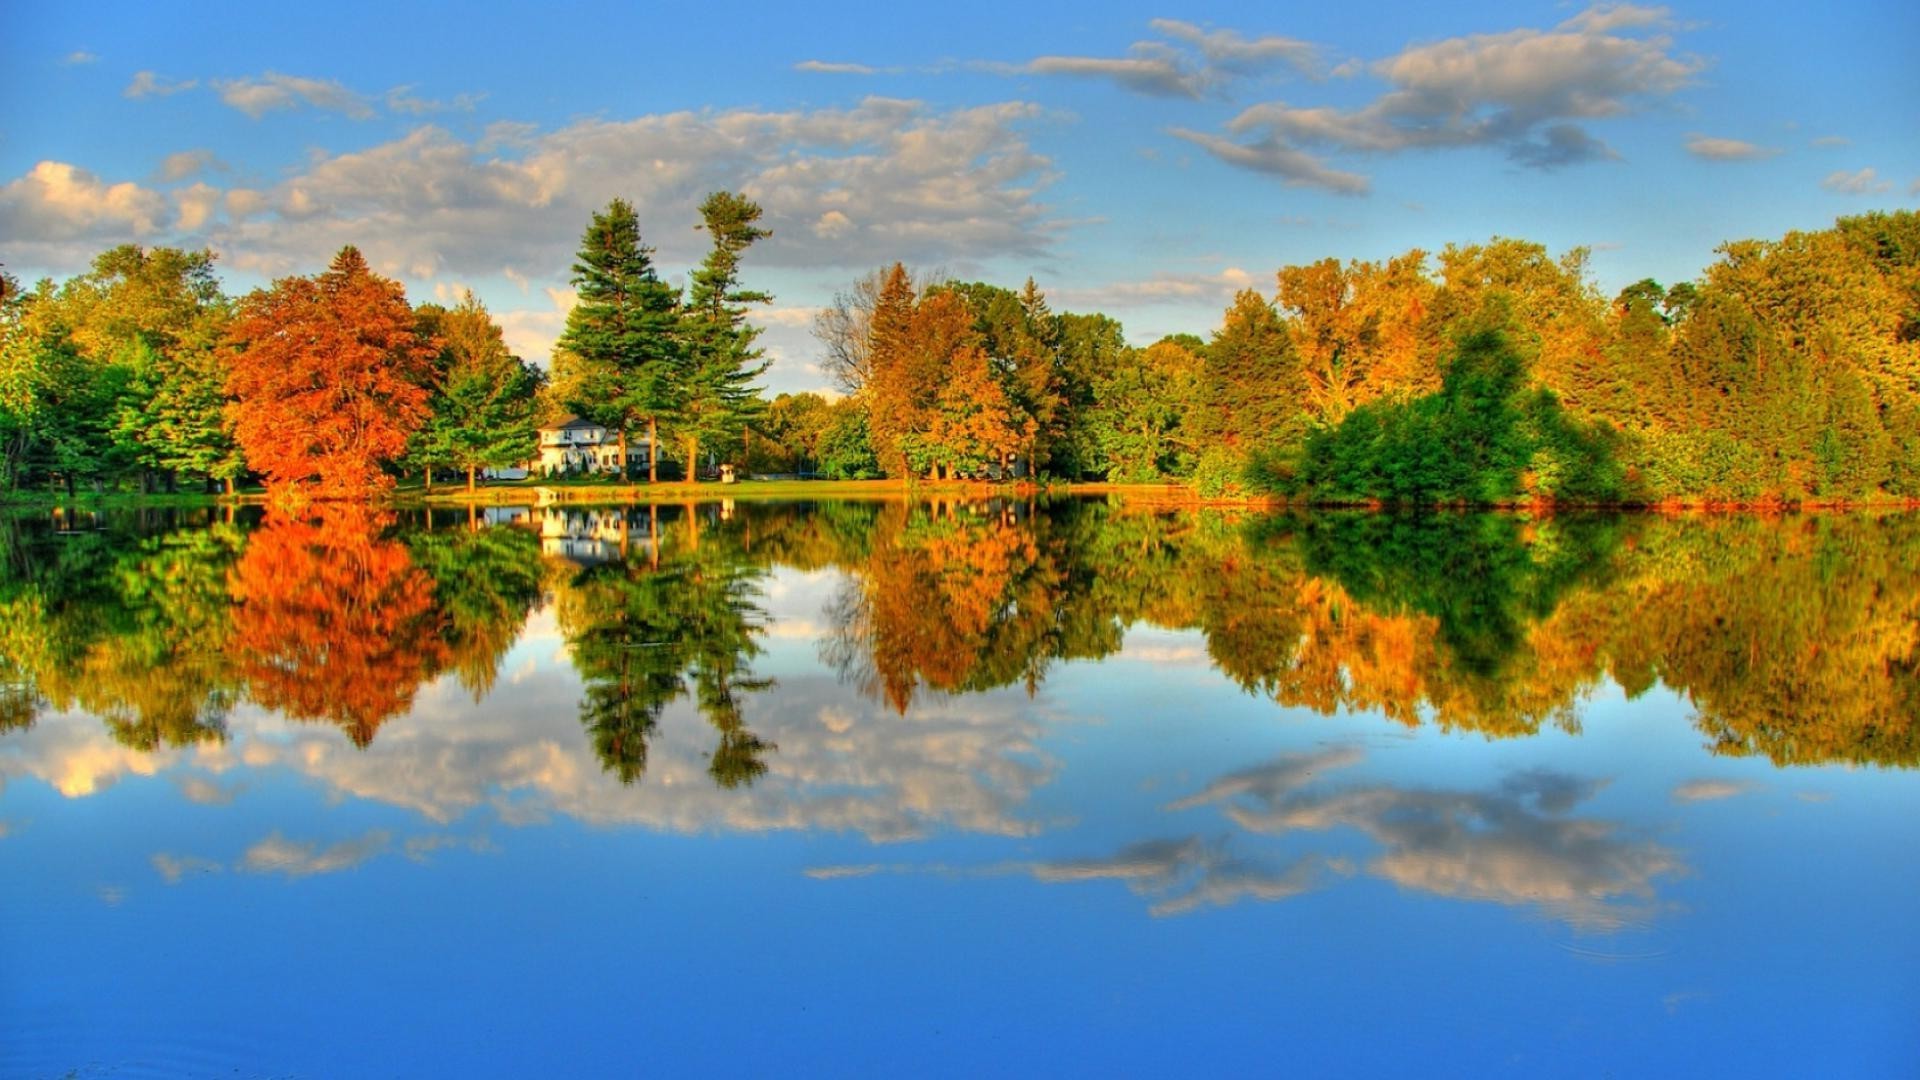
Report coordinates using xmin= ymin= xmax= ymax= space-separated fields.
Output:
xmin=4 ymin=500 xmax=1914 ymax=1077
xmin=2 ymin=500 xmax=1916 ymax=776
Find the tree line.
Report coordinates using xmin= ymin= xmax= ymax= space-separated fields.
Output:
xmin=0 ymin=192 xmax=776 ymax=502
xmin=4 ymin=208 xmax=1917 ymax=504
xmin=785 ymin=209 xmax=1920 ymax=504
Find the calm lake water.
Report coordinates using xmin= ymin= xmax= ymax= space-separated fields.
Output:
xmin=2 ymin=498 xmax=1916 ymax=1077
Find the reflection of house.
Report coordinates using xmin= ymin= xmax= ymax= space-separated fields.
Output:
xmin=534 ymin=415 xmax=650 ymax=476
xmin=538 ymin=507 xmax=658 ymax=565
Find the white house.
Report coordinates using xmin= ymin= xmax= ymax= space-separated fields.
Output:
xmin=533 ymin=415 xmax=650 ymax=476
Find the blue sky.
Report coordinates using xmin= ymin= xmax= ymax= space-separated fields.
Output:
xmin=4 ymin=1 xmax=1916 ymax=393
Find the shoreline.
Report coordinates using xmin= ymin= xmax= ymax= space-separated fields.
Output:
xmin=5 ymin=479 xmax=1919 ymax=514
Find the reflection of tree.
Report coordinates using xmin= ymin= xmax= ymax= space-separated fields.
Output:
xmin=228 ymin=506 xmax=449 ymax=747
xmin=823 ymin=499 xmax=1123 ymax=713
xmin=5 ymin=498 xmax=1918 ymax=771
xmin=554 ymin=505 xmax=777 ymax=786
xmin=1595 ymin=515 xmax=1920 ymax=767
xmin=406 ymin=515 xmax=544 ymax=700
xmin=0 ymin=510 xmax=241 ymax=747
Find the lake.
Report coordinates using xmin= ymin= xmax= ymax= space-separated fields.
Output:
xmin=2 ymin=498 xmax=1915 ymax=1076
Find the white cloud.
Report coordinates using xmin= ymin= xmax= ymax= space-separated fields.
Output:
xmin=156 ymin=148 xmax=222 ymax=182
xmin=1018 ymin=18 xmax=1322 ymax=100
xmin=185 ymin=96 xmax=1057 ymax=284
xmin=1051 ymin=266 xmax=1259 ymax=310
xmin=1810 ymin=135 xmax=1850 ymax=148
xmin=1168 ymin=127 xmax=1370 ymax=193
xmin=0 ymin=162 xmax=167 ymax=263
xmin=172 ymin=183 xmax=223 ymax=233
xmin=795 ymin=60 xmax=879 ymax=75
xmin=213 ymin=72 xmax=375 ymax=119
xmin=1684 ymin=133 xmax=1779 ymax=161
xmin=385 ymin=85 xmax=484 ymax=116
xmin=1147 ymin=19 xmax=1321 ymax=78
xmin=124 ymin=71 xmax=197 ymax=98
xmin=1557 ymin=3 xmax=1675 ymax=34
xmin=1027 ymin=53 xmax=1208 ymax=100
xmin=63 ymin=50 xmax=99 ymax=66
xmin=1184 ymin=5 xmax=1701 ymax=190
xmin=1821 ymin=167 xmax=1892 ymax=195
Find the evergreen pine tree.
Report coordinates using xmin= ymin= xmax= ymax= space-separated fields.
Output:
xmin=555 ymin=199 xmax=681 ymax=482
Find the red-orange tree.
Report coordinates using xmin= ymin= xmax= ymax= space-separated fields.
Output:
xmin=227 ymin=247 xmax=437 ymax=499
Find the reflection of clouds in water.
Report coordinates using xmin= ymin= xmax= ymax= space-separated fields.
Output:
xmin=0 ymin=707 xmax=177 ymax=796
xmin=240 ymin=830 xmax=393 ymax=878
xmin=1182 ymin=747 xmax=1682 ymax=930
xmin=174 ymin=774 xmax=245 ymax=805
xmin=805 ymin=839 xmax=1338 ymax=919
xmin=1116 ymin=628 xmax=1211 ymax=668
xmin=1032 ymin=837 xmax=1334 ymax=918
xmin=1672 ymin=779 xmax=1757 ymax=803
xmin=404 ymin=833 xmax=497 ymax=863
xmin=804 ymin=864 xmax=882 ymax=879
xmin=152 ymin=853 xmax=223 ymax=884
xmin=811 ymin=747 xmax=1686 ymax=925
xmin=6 ymin=629 xmax=1057 ymax=843
xmin=1166 ymin=745 xmax=1366 ymax=811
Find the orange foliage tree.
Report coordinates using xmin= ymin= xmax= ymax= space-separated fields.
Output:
xmin=226 ymin=247 xmax=438 ymax=500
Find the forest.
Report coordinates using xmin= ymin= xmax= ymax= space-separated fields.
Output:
xmin=2 ymin=206 xmax=1917 ymax=505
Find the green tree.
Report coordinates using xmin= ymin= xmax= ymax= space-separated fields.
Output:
xmin=555 ymin=199 xmax=682 ymax=482
xmin=674 ymin=191 xmax=772 ymax=481
xmin=416 ymin=293 xmax=544 ymax=492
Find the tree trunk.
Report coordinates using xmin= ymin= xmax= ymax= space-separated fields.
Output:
xmin=649 ymin=503 xmax=660 ymax=571
xmin=467 ymin=465 xmax=477 ymax=493
xmin=618 ymin=430 xmax=630 ymax=483
xmin=685 ymin=437 xmax=699 ymax=483
xmin=425 ymin=467 xmax=434 ymax=493
xmin=647 ymin=418 xmax=658 ymax=483
xmin=685 ymin=501 xmax=699 ymax=551
xmin=224 ymin=475 xmax=235 ymax=497
xmin=468 ymin=503 xmax=479 ymax=531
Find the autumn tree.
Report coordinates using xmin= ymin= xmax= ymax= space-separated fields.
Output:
xmin=414 ymin=292 xmax=544 ymax=491
xmin=556 ymin=198 xmax=682 ymax=481
xmin=1276 ymin=252 xmax=1438 ymax=426
xmin=862 ymin=263 xmax=930 ymax=478
xmin=674 ymin=191 xmax=772 ymax=480
xmin=227 ymin=247 xmax=437 ymax=501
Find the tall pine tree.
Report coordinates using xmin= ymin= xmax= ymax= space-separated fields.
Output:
xmin=675 ymin=191 xmax=772 ymax=481
xmin=556 ymin=199 xmax=681 ymax=481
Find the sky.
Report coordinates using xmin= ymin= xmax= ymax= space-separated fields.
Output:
xmin=3 ymin=0 xmax=1916 ymax=395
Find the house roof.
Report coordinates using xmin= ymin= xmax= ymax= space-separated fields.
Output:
xmin=542 ymin=414 xmax=600 ymax=431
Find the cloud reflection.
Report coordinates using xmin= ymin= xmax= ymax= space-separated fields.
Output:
xmin=1178 ymin=748 xmax=1682 ymax=929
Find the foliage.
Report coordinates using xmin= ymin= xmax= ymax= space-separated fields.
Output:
xmin=1279 ymin=323 xmax=1628 ymax=505
xmin=674 ymin=191 xmax=773 ymax=479
xmin=412 ymin=293 xmax=544 ymax=489
xmin=554 ymin=199 xmax=682 ymax=479
xmin=227 ymin=247 xmax=437 ymax=501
